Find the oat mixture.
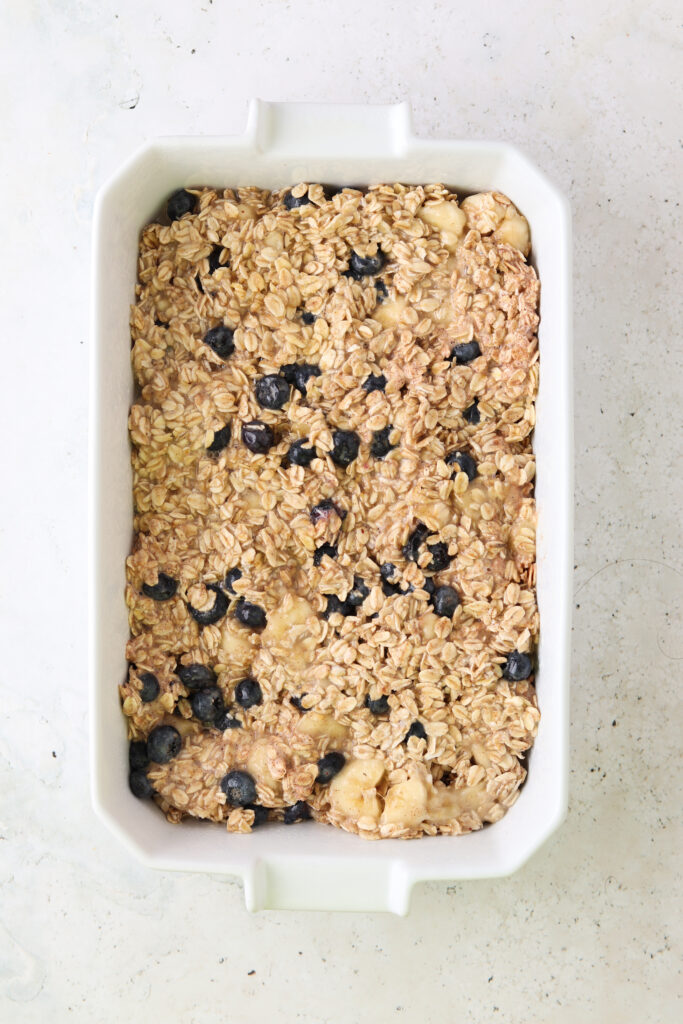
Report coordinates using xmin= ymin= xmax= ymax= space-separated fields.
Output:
xmin=122 ymin=182 xmax=540 ymax=839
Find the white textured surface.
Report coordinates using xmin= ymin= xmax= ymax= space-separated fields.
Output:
xmin=1 ymin=0 xmax=680 ymax=1021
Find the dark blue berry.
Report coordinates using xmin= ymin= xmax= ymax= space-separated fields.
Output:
xmin=463 ymin=398 xmax=480 ymax=425
xmin=284 ymin=801 xmax=311 ymax=824
xmin=402 ymin=523 xmax=429 ymax=563
xmin=380 ymin=562 xmax=402 ymax=596
xmin=207 ymin=423 xmax=231 ymax=453
xmin=142 ymin=572 xmax=178 ymax=601
xmin=289 ymin=694 xmax=307 ymax=713
xmin=177 ymin=663 xmax=217 ymax=691
xmin=284 ymin=189 xmax=312 ymax=209
xmin=422 ymin=576 xmax=436 ymax=597
xmin=310 ymin=499 xmax=346 ymax=524
xmin=234 ymin=598 xmax=267 ymax=629
xmin=146 ymin=725 xmax=182 ymax=764
xmin=139 ymin=672 xmax=160 ymax=703
xmin=363 ymin=373 xmax=386 ymax=393
xmin=188 ymin=583 xmax=229 ymax=626
xmin=503 ymin=650 xmax=533 ymax=681
xmin=247 ymin=804 xmax=269 ymax=827
xmin=431 ymin=585 xmax=460 ymax=617
xmin=129 ymin=769 xmax=155 ymax=799
xmin=129 ymin=740 xmax=149 ymax=771
xmin=235 ymin=677 xmax=262 ymax=709
xmin=215 ymin=710 xmax=242 ymax=730
xmin=221 ymin=769 xmax=257 ymax=806
xmin=280 ymin=362 xmax=321 ymax=396
xmin=375 ymin=280 xmax=389 ymax=303
xmin=404 ymin=721 xmax=427 ymax=743
xmin=255 ymin=375 xmax=290 ymax=410
xmin=241 ymin=420 xmax=275 ymax=454
xmin=323 ymin=594 xmax=351 ymax=618
xmin=203 ymin=325 xmax=235 ymax=360
xmin=346 ymin=576 xmax=369 ymax=608
xmin=426 ymin=541 xmax=451 ymax=572
xmin=445 ymin=449 xmax=477 ymax=481
xmin=330 ymin=429 xmax=360 ymax=467
xmin=208 ymin=245 xmax=226 ymax=274
xmin=301 ymin=311 xmax=316 ymax=325
xmin=167 ymin=189 xmax=196 ymax=221
xmin=316 ymin=751 xmax=345 ymax=783
xmin=313 ymin=542 xmax=338 ymax=566
xmin=191 ymin=685 xmax=225 ymax=723
xmin=370 ymin=425 xmax=396 ymax=459
xmin=365 ymin=694 xmax=390 ymax=715
xmin=347 ymin=249 xmax=385 ymax=279
xmin=154 ymin=317 xmax=168 ymax=327
xmin=223 ymin=567 xmax=242 ymax=594
xmin=449 ymin=340 xmax=482 ymax=365
xmin=287 ymin=438 xmax=317 ymax=467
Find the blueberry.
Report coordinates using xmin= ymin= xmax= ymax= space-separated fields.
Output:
xmin=426 ymin=541 xmax=451 ymax=572
xmin=129 ymin=769 xmax=155 ymax=799
xmin=421 ymin=576 xmax=436 ymax=597
xmin=234 ymin=598 xmax=267 ymax=629
xmin=402 ymin=523 xmax=429 ymax=563
xmin=330 ymin=429 xmax=360 ymax=468
xmin=313 ymin=542 xmax=338 ymax=566
xmin=365 ymin=694 xmax=390 ymax=715
xmin=347 ymin=249 xmax=385 ymax=279
xmin=431 ymin=585 xmax=460 ymax=617
xmin=129 ymin=740 xmax=149 ymax=771
xmin=247 ymin=804 xmax=269 ymax=827
xmin=254 ymin=374 xmax=290 ymax=410
xmin=241 ymin=420 xmax=275 ymax=454
xmin=363 ymin=373 xmax=386 ymax=393
xmin=284 ymin=801 xmax=311 ymax=824
xmin=195 ymin=273 xmax=204 ymax=294
xmin=223 ymin=567 xmax=242 ymax=594
xmin=449 ymin=340 xmax=482 ymax=365
xmin=139 ymin=672 xmax=160 ymax=703
xmin=287 ymin=438 xmax=317 ymax=467
xmin=316 ymin=751 xmax=345 ymax=783
xmin=301 ymin=311 xmax=316 ymax=325
xmin=203 ymin=325 xmax=235 ymax=360
xmin=289 ymin=694 xmax=307 ymax=713
xmin=142 ymin=572 xmax=178 ymax=601
xmin=221 ymin=769 xmax=258 ymax=807
xmin=375 ymin=280 xmax=389 ymax=303
xmin=463 ymin=398 xmax=480 ymax=425
xmin=235 ymin=677 xmax=262 ymax=709
xmin=154 ymin=317 xmax=168 ymax=327
xmin=404 ymin=720 xmax=427 ymax=743
xmin=380 ymin=562 xmax=402 ymax=596
xmin=323 ymin=594 xmax=351 ymax=619
xmin=146 ymin=725 xmax=182 ymax=764
xmin=188 ymin=583 xmax=229 ymax=626
xmin=502 ymin=650 xmax=533 ymax=681
xmin=370 ymin=425 xmax=396 ymax=459
xmin=284 ymin=189 xmax=312 ymax=209
xmin=280 ymin=362 xmax=321 ymax=396
xmin=177 ymin=663 xmax=217 ymax=691
xmin=207 ymin=423 xmax=231 ymax=453
xmin=310 ymin=499 xmax=346 ymax=524
xmin=191 ymin=685 xmax=225 ymax=723
xmin=346 ymin=576 xmax=369 ymax=608
xmin=208 ymin=245 xmax=226 ymax=274
xmin=215 ymin=710 xmax=242 ymax=731
xmin=445 ymin=449 xmax=477 ymax=481
xmin=167 ymin=188 xmax=196 ymax=221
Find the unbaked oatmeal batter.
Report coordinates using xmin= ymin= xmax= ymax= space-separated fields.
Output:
xmin=122 ymin=182 xmax=540 ymax=839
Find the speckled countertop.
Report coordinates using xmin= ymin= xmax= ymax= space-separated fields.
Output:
xmin=1 ymin=1 xmax=681 ymax=1021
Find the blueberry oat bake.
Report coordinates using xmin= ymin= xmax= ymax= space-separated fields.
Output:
xmin=122 ymin=183 xmax=540 ymax=839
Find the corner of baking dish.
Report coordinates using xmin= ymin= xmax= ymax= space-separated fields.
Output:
xmin=90 ymin=99 xmax=572 ymax=914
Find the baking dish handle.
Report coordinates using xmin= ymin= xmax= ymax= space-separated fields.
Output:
xmin=245 ymin=99 xmax=413 ymax=157
xmin=244 ymin=857 xmax=414 ymax=915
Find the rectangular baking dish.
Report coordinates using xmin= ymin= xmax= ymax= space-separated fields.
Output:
xmin=90 ymin=100 xmax=572 ymax=914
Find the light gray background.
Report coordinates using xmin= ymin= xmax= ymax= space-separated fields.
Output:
xmin=1 ymin=1 xmax=681 ymax=1021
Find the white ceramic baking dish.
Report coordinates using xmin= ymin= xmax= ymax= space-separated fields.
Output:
xmin=90 ymin=100 xmax=572 ymax=914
